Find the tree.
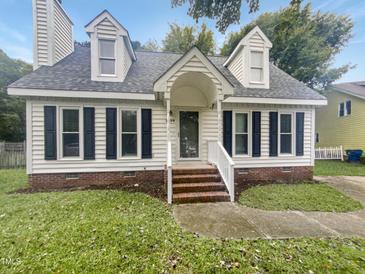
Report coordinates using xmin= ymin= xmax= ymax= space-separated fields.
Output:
xmin=0 ymin=49 xmax=32 ymax=141
xmin=221 ymin=1 xmax=354 ymax=89
xmin=162 ymin=23 xmax=215 ymax=55
xmin=131 ymin=41 xmax=142 ymax=50
xmin=142 ymin=39 xmax=160 ymax=52
xmin=74 ymin=41 xmax=90 ymax=47
xmin=171 ymin=0 xmax=260 ymax=33
xmin=195 ymin=24 xmax=216 ymax=55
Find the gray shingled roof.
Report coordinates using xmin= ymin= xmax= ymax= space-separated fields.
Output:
xmin=331 ymin=81 xmax=365 ymax=100
xmin=9 ymin=45 xmax=325 ymax=100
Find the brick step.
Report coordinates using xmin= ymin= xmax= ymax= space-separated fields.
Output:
xmin=172 ymin=168 xmax=218 ymax=176
xmin=173 ymin=191 xmax=230 ymax=203
xmin=173 ymin=174 xmax=221 ymax=184
xmin=173 ymin=182 xmax=226 ymax=193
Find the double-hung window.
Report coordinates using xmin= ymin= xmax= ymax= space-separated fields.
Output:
xmin=250 ymin=51 xmax=264 ymax=82
xmin=235 ymin=113 xmax=249 ymax=155
xmin=280 ymin=113 xmax=292 ymax=154
xmin=121 ymin=110 xmax=138 ymax=157
xmin=62 ymin=108 xmax=80 ymax=157
xmin=338 ymin=100 xmax=352 ymax=117
xmin=99 ymin=39 xmax=116 ymax=75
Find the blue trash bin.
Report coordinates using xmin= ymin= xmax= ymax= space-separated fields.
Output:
xmin=346 ymin=150 xmax=363 ymax=162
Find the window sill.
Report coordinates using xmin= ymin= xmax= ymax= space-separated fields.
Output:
xmin=99 ymin=74 xmax=117 ymax=78
xmin=118 ymin=156 xmax=141 ymax=160
xmin=233 ymin=154 xmax=250 ymax=158
xmin=249 ymin=81 xmax=265 ymax=85
xmin=58 ymin=157 xmax=83 ymax=161
xmin=278 ymin=153 xmax=295 ymax=157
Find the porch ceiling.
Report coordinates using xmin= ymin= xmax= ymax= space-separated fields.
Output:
xmin=170 ymin=72 xmax=217 ymax=107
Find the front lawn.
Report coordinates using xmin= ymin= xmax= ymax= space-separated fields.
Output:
xmin=0 ymin=170 xmax=364 ymax=273
xmin=239 ymin=183 xmax=363 ymax=212
xmin=315 ymin=160 xmax=365 ymax=176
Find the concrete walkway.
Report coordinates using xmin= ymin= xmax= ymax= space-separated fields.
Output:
xmin=173 ymin=176 xmax=365 ymax=239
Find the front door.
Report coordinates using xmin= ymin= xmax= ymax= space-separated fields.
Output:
xmin=179 ymin=111 xmax=199 ymax=158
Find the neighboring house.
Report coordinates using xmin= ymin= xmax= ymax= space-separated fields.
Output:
xmin=316 ymin=81 xmax=365 ymax=152
xmin=8 ymin=0 xmax=327 ymax=203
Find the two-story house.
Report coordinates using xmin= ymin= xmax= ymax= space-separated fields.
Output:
xmin=316 ymin=81 xmax=365 ymax=152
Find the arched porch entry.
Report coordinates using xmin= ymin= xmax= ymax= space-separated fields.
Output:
xmin=169 ymin=71 xmax=220 ymax=162
xmin=153 ymin=47 xmax=234 ymax=164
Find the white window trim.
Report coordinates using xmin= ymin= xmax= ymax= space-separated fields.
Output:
xmin=338 ymin=100 xmax=351 ymax=117
xmin=233 ymin=111 xmax=251 ymax=157
xmin=118 ymin=108 xmax=141 ymax=160
xmin=278 ymin=112 xmax=295 ymax=156
xmin=338 ymin=102 xmax=345 ymax=117
xmin=98 ymin=39 xmax=116 ymax=77
xmin=249 ymin=50 xmax=264 ymax=84
xmin=59 ymin=106 xmax=83 ymax=160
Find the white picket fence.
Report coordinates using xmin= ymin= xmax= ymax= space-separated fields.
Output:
xmin=315 ymin=146 xmax=344 ymax=161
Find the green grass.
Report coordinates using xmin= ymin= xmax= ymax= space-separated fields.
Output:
xmin=0 ymin=170 xmax=364 ymax=273
xmin=315 ymin=160 xmax=365 ymax=176
xmin=239 ymin=183 xmax=363 ymax=212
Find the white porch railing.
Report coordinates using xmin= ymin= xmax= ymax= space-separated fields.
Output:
xmin=167 ymin=141 xmax=173 ymax=204
xmin=315 ymin=146 xmax=344 ymax=161
xmin=208 ymin=141 xmax=235 ymax=202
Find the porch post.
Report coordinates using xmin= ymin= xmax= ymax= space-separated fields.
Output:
xmin=217 ymin=94 xmax=223 ymax=142
xmin=166 ymin=93 xmax=171 ymax=142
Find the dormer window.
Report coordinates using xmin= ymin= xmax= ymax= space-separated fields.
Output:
xmin=250 ymin=51 xmax=264 ymax=82
xmin=224 ymin=26 xmax=272 ymax=89
xmin=85 ymin=10 xmax=136 ymax=82
xmin=99 ymin=39 xmax=116 ymax=75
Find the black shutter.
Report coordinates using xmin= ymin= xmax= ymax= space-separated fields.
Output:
xmin=346 ymin=100 xmax=351 ymax=115
xmin=106 ymin=108 xmax=117 ymax=159
xmin=269 ymin=112 xmax=278 ymax=157
xmin=296 ymin=112 xmax=305 ymax=156
xmin=84 ymin=107 xmax=95 ymax=160
xmin=223 ymin=111 xmax=232 ymax=156
xmin=141 ymin=108 xmax=152 ymax=159
xmin=252 ymin=111 xmax=261 ymax=157
xmin=44 ymin=106 xmax=57 ymax=160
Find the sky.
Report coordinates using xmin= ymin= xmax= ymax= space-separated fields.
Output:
xmin=0 ymin=0 xmax=364 ymax=83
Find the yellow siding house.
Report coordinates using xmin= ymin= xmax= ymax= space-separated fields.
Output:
xmin=316 ymin=81 xmax=365 ymax=151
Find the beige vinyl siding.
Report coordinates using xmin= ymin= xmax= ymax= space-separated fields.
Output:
xmin=94 ymin=18 xmax=132 ymax=81
xmin=33 ymin=0 xmax=73 ymax=68
xmin=122 ymin=38 xmax=132 ymax=81
xmin=227 ymin=49 xmax=244 ymax=84
xmin=169 ymin=108 xmax=218 ymax=163
xmin=166 ymin=56 xmax=222 ymax=93
xmin=28 ymin=98 xmax=315 ymax=173
xmin=29 ymin=99 xmax=167 ymax=174
xmin=34 ymin=0 xmax=49 ymax=66
xmin=53 ymin=0 xmax=73 ymax=63
xmin=249 ymin=32 xmax=265 ymax=48
xmin=223 ymin=104 xmax=314 ymax=168
xmin=165 ymin=54 xmax=222 ymax=163
xmin=316 ymin=89 xmax=365 ymax=151
xmin=96 ymin=18 xmax=118 ymax=39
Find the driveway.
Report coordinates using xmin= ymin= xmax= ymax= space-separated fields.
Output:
xmin=173 ymin=176 xmax=365 ymax=239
